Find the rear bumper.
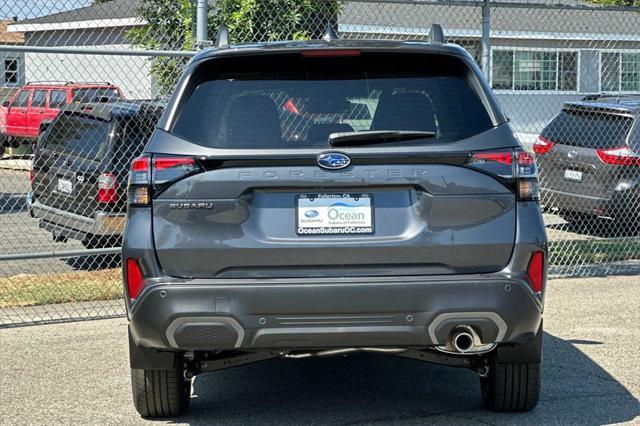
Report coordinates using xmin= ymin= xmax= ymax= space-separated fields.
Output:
xmin=30 ymin=200 xmax=126 ymax=239
xmin=128 ymin=274 xmax=543 ymax=352
xmin=541 ymin=187 xmax=639 ymax=220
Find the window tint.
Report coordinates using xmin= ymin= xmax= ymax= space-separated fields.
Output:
xmin=621 ymin=52 xmax=640 ymax=92
xmin=172 ymin=53 xmax=493 ymax=149
xmin=558 ymin=52 xmax=578 ymax=91
xmin=112 ymin=117 xmax=156 ymax=170
xmin=72 ymin=87 xmax=121 ymax=103
xmin=13 ymin=90 xmax=30 ymax=107
xmin=601 ymin=52 xmax=620 ymax=92
xmin=4 ymin=59 xmax=19 ymax=84
xmin=541 ymin=110 xmax=633 ymax=149
xmin=44 ymin=114 xmax=110 ymax=161
xmin=49 ymin=90 xmax=67 ymax=108
xmin=492 ymin=50 xmax=578 ymax=91
xmin=492 ymin=50 xmax=513 ymax=90
xmin=31 ymin=90 xmax=47 ymax=108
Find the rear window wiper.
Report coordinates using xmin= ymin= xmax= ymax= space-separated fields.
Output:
xmin=329 ymin=130 xmax=436 ymax=147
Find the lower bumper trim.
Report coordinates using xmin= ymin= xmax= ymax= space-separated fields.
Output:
xmin=129 ymin=275 xmax=542 ymax=351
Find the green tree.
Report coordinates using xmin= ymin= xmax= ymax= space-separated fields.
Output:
xmin=127 ymin=0 xmax=195 ymax=95
xmin=588 ymin=0 xmax=639 ymax=5
xmin=209 ymin=0 xmax=339 ymax=43
xmin=128 ymin=0 xmax=340 ymax=95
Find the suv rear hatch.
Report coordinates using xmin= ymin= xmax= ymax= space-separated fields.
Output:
xmin=143 ymin=49 xmax=524 ymax=278
xmin=536 ymin=106 xmax=636 ymax=199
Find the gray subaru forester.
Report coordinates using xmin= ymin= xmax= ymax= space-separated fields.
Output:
xmin=123 ymin=27 xmax=548 ymax=417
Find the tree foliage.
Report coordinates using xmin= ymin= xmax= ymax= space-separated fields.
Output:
xmin=128 ymin=0 xmax=340 ymax=95
xmin=588 ymin=0 xmax=639 ymax=5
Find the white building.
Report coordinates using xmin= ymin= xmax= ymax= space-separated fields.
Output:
xmin=7 ymin=0 xmax=158 ymax=99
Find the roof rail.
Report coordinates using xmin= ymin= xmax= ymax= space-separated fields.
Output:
xmin=25 ymin=81 xmax=113 ymax=86
xmin=72 ymin=81 xmax=113 ymax=86
xmin=323 ymin=23 xmax=339 ymax=41
xmin=215 ymin=26 xmax=230 ymax=48
xmin=430 ymin=23 xmax=445 ymax=44
xmin=25 ymin=80 xmax=73 ymax=85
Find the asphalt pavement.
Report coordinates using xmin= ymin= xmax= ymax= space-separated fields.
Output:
xmin=1 ymin=275 xmax=639 ymax=425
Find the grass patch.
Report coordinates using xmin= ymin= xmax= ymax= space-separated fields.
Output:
xmin=0 ymin=269 xmax=122 ymax=308
xmin=550 ymin=239 xmax=640 ymax=266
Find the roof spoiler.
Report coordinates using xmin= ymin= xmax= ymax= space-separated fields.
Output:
xmin=581 ymin=93 xmax=640 ymax=101
xmin=430 ymin=23 xmax=445 ymax=44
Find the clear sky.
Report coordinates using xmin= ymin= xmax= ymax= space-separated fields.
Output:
xmin=1 ymin=0 xmax=91 ymax=20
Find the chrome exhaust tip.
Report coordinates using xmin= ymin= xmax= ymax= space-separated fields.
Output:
xmin=452 ymin=330 xmax=474 ymax=353
xmin=434 ymin=324 xmax=497 ymax=355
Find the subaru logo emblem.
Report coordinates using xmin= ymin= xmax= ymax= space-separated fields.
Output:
xmin=567 ymin=149 xmax=578 ymax=159
xmin=304 ymin=210 xmax=319 ymax=218
xmin=317 ymin=152 xmax=351 ymax=170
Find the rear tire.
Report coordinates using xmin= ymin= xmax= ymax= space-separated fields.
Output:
xmin=480 ymin=357 xmax=541 ymax=412
xmin=131 ymin=363 xmax=191 ymax=418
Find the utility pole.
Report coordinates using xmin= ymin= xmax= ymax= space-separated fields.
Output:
xmin=196 ymin=0 xmax=209 ymax=48
xmin=481 ymin=0 xmax=491 ymax=82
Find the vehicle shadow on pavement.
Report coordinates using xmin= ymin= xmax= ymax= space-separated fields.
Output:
xmin=164 ymin=333 xmax=639 ymax=425
xmin=0 ymin=193 xmax=27 ymax=215
xmin=65 ymin=253 xmax=120 ymax=271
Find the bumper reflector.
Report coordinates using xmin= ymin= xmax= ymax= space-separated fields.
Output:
xmin=527 ymin=252 xmax=545 ymax=294
xmin=126 ymin=258 xmax=144 ymax=301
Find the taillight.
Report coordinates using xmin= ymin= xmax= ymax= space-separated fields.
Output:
xmin=29 ymin=169 xmax=35 ymax=183
xmin=97 ymin=172 xmax=118 ymax=203
xmin=127 ymin=155 xmax=201 ymax=207
xmin=154 ymin=157 xmax=198 ymax=184
xmin=467 ymin=149 xmax=539 ymax=201
xmin=526 ymin=251 xmax=545 ymax=295
xmin=533 ymin=136 xmax=555 ymax=155
xmin=128 ymin=157 xmax=150 ymax=206
xmin=467 ymin=150 xmax=514 ymax=178
xmin=125 ymin=258 xmax=144 ymax=301
xmin=595 ymin=146 xmax=640 ymax=166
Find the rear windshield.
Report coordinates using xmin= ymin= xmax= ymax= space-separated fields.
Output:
xmin=541 ymin=110 xmax=633 ymax=149
xmin=44 ymin=114 xmax=110 ymax=161
xmin=112 ymin=117 xmax=157 ymax=170
xmin=171 ymin=52 xmax=493 ymax=149
xmin=72 ymin=87 xmax=121 ymax=103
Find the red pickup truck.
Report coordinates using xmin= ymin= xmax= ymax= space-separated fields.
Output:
xmin=1 ymin=82 xmax=123 ymax=153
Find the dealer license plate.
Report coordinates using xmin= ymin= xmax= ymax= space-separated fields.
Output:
xmin=296 ymin=193 xmax=374 ymax=235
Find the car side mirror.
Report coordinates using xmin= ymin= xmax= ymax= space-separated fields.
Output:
xmin=2 ymin=100 xmax=10 ymax=108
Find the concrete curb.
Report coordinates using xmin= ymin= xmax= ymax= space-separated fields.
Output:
xmin=0 ymin=158 xmax=32 ymax=171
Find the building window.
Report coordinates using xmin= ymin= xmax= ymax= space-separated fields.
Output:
xmin=4 ymin=59 xmax=19 ymax=85
xmin=491 ymin=49 xmax=578 ymax=92
xmin=601 ymin=51 xmax=640 ymax=92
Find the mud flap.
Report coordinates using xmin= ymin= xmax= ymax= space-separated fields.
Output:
xmin=129 ymin=329 xmax=178 ymax=370
xmin=495 ymin=319 xmax=543 ymax=364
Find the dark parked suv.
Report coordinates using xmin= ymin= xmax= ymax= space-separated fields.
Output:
xmin=123 ymin=27 xmax=548 ymax=417
xmin=29 ymin=100 xmax=164 ymax=248
xmin=535 ymin=95 xmax=639 ymax=230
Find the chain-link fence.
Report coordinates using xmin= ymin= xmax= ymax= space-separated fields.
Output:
xmin=1 ymin=0 xmax=638 ymax=326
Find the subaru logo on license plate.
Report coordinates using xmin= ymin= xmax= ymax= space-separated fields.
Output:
xmin=317 ymin=152 xmax=351 ymax=170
